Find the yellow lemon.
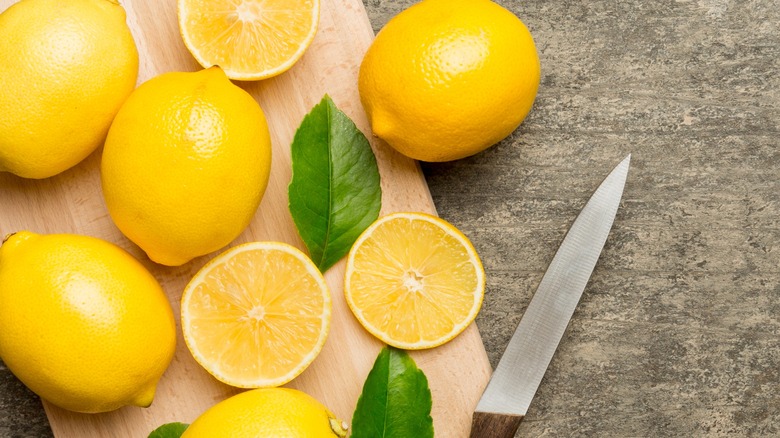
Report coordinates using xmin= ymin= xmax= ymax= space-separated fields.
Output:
xmin=0 ymin=231 xmax=176 ymax=413
xmin=358 ymin=0 xmax=540 ymax=162
xmin=178 ymin=0 xmax=320 ymax=80
xmin=182 ymin=388 xmax=348 ymax=437
xmin=101 ymin=67 xmax=273 ymax=267
xmin=181 ymin=242 xmax=331 ymax=388
xmin=0 ymin=0 xmax=138 ymax=179
xmin=345 ymin=212 xmax=485 ymax=349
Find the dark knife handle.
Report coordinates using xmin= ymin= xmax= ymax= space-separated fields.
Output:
xmin=469 ymin=411 xmax=524 ymax=438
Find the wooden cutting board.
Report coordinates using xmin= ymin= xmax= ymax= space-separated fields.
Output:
xmin=0 ymin=0 xmax=492 ymax=436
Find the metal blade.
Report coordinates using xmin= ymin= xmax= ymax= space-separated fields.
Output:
xmin=475 ymin=154 xmax=631 ymax=416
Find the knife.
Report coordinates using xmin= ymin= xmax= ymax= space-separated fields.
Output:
xmin=469 ymin=154 xmax=631 ymax=438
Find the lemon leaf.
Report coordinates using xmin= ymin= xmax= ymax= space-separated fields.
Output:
xmin=148 ymin=422 xmax=188 ymax=438
xmin=288 ymin=95 xmax=381 ymax=272
xmin=351 ymin=346 xmax=434 ymax=438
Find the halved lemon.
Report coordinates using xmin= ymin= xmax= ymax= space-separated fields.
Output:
xmin=181 ymin=242 xmax=331 ymax=388
xmin=178 ymin=0 xmax=320 ymax=80
xmin=345 ymin=212 xmax=485 ymax=349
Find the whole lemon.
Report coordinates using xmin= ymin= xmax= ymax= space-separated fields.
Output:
xmin=101 ymin=66 xmax=273 ymax=267
xmin=0 ymin=0 xmax=138 ymax=179
xmin=358 ymin=0 xmax=540 ymax=162
xmin=0 ymin=231 xmax=176 ymax=413
xmin=182 ymin=388 xmax=348 ymax=438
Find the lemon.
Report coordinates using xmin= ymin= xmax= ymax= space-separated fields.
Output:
xmin=345 ymin=212 xmax=485 ymax=349
xmin=0 ymin=231 xmax=176 ymax=413
xmin=182 ymin=388 xmax=347 ymax=438
xmin=0 ymin=0 xmax=138 ymax=179
xmin=101 ymin=66 xmax=273 ymax=266
xmin=178 ymin=0 xmax=319 ymax=80
xmin=358 ymin=0 xmax=540 ymax=162
xmin=181 ymin=242 xmax=331 ymax=388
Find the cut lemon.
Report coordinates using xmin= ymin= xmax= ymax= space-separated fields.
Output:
xmin=181 ymin=242 xmax=331 ymax=388
xmin=345 ymin=212 xmax=485 ymax=350
xmin=178 ymin=0 xmax=320 ymax=80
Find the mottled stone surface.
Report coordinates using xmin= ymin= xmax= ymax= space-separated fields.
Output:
xmin=2 ymin=0 xmax=778 ymax=436
xmin=0 ymin=360 xmax=52 ymax=437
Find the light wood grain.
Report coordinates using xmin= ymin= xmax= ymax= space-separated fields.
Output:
xmin=0 ymin=0 xmax=492 ymax=436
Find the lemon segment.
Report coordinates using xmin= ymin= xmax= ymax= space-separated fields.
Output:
xmin=181 ymin=242 xmax=331 ymax=388
xmin=178 ymin=0 xmax=320 ymax=80
xmin=345 ymin=212 xmax=485 ymax=349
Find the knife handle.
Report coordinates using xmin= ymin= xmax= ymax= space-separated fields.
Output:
xmin=469 ymin=411 xmax=524 ymax=438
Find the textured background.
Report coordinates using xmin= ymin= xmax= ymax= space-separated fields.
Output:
xmin=2 ymin=0 xmax=779 ymax=436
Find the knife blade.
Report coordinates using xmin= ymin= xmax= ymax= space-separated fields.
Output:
xmin=469 ymin=154 xmax=631 ymax=438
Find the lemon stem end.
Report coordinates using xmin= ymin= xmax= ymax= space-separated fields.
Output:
xmin=131 ymin=385 xmax=157 ymax=408
xmin=2 ymin=232 xmax=16 ymax=245
xmin=329 ymin=416 xmax=349 ymax=437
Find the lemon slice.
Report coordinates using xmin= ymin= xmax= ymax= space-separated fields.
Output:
xmin=178 ymin=0 xmax=320 ymax=80
xmin=345 ymin=212 xmax=485 ymax=349
xmin=181 ymin=242 xmax=331 ymax=388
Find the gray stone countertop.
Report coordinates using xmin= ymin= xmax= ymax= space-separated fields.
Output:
xmin=2 ymin=0 xmax=779 ymax=436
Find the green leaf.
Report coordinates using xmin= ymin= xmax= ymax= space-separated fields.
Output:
xmin=288 ymin=95 xmax=381 ymax=273
xmin=148 ymin=422 xmax=189 ymax=438
xmin=351 ymin=346 xmax=434 ymax=438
